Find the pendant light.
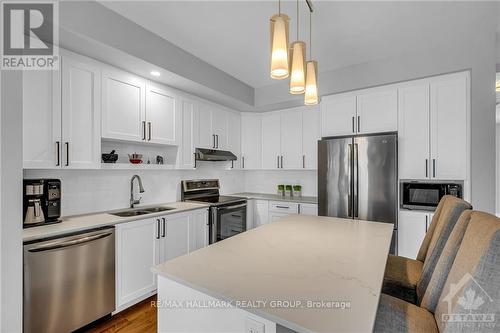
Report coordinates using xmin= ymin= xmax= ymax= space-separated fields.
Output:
xmin=270 ymin=0 xmax=290 ymax=79
xmin=289 ymin=0 xmax=306 ymax=94
xmin=304 ymin=10 xmax=319 ymax=105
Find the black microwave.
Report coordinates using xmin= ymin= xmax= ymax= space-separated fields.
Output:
xmin=401 ymin=182 xmax=462 ymax=211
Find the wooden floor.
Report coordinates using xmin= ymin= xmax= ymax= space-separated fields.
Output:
xmin=83 ymin=296 xmax=157 ymax=333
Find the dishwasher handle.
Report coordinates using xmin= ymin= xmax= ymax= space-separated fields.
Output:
xmin=28 ymin=232 xmax=113 ymax=252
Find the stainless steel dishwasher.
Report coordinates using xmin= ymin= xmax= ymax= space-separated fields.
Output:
xmin=23 ymin=226 xmax=115 ymax=333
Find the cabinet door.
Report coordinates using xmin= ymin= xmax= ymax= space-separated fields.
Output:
xmin=398 ymin=211 xmax=427 ymax=259
xmin=246 ymin=199 xmax=255 ymax=229
xmin=302 ymin=107 xmax=320 ymax=169
xmin=321 ymin=93 xmax=356 ymax=137
xmin=226 ymin=112 xmax=241 ymax=168
xmin=356 ymin=88 xmax=398 ymax=134
xmin=61 ymin=55 xmax=101 ymax=169
xmin=102 ymin=69 xmax=145 ymax=142
xmin=178 ymin=99 xmax=196 ymax=169
xmin=196 ymin=103 xmax=214 ymax=149
xmin=162 ymin=214 xmax=189 ymax=262
xmin=115 ymin=218 xmax=159 ymax=308
xmin=398 ymin=83 xmax=430 ymax=179
xmin=189 ymin=209 xmax=209 ymax=252
xmin=212 ymin=109 xmax=228 ymax=150
xmin=269 ymin=212 xmax=290 ymax=223
xmin=261 ymin=112 xmax=281 ymax=169
xmin=253 ymin=200 xmax=269 ymax=227
xmin=23 ymin=69 xmax=61 ymax=169
xmin=241 ymin=114 xmax=262 ymax=169
xmin=430 ymin=73 xmax=468 ymax=180
xmin=145 ymin=84 xmax=178 ymax=145
xmin=280 ymin=109 xmax=303 ymax=169
xmin=299 ymin=203 xmax=318 ymax=216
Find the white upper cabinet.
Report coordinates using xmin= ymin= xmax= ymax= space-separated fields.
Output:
xmin=23 ymin=51 xmax=101 ymax=169
xmin=398 ymin=82 xmax=430 ymax=179
xmin=23 ymin=69 xmax=61 ymax=169
xmin=321 ymin=93 xmax=356 ymax=137
xmin=356 ymin=87 xmax=397 ymax=134
xmin=261 ymin=112 xmax=281 ymax=169
xmin=241 ymin=113 xmax=262 ymax=169
xmin=280 ymin=109 xmax=303 ymax=169
xmin=398 ymin=72 xmax=469 ymax=181
xmin=178 ymin=98 xmax=196 ymax=169
xmin=196 ymin=103 xmax=214 ymax=149
xmin=212 ymin=108 xmax=228 ymax=150
xmin=321 ymin=87 xmax=397 ymax=137
xmin=145 ymin=84 xmax=178 ymax=145
xmin=102 ymin=69 xmax=145 ymax=142
xmin=302 ymin=107 xmax=320 ymax=169
xmin=61 ymin=55 xmax=101 ymax=169
xmin=226 ymin=112 xmax=241 ymax=168
xmin=430 ymin=73 xmax=468 ymax=180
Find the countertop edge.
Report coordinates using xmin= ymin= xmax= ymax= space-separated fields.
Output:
xmin=226 ymin=193 xmax=318 ymax=204
xmin=152 ymin=269 xmax=314 ymax=333
xmin=23 ymin=202 xmax=210 ymax=242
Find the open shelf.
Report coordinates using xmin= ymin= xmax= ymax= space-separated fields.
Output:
xmin=100 ymin=163 xmax=176 ymax=170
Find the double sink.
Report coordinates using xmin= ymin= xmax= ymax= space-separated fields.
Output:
xmin=111 ymin=206 xmax=175 ymax=217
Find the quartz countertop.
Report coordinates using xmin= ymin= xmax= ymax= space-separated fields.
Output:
xmin=152 ymin=214 xmax=393 ymax=333
xmin=23 ymin=201 xmax=209 ymax=242
xmin=227 ymin=192 xmax=318 ymax=204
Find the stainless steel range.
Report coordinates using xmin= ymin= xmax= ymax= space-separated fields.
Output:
xmin=181 ymin=179 xmax=247 ymax=244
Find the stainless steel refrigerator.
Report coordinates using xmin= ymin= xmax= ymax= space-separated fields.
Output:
xmin=318 ymin=133 xmax=398 ymax=254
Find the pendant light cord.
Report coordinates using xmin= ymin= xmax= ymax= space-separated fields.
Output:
xmin=309 ymin=10 xmax=312 ymax=60
xmin=278 ymin=0 xmax=281 ymax=15
xmin=296 ymin=0 xmax=299 ymax=40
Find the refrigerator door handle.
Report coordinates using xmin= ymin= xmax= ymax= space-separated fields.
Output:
xmin=353 ymin=143 xmax=359 ymax=218
xmin=348 ymin=143 xmax=353 ymax=218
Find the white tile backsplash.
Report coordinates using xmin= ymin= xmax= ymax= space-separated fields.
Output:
xmin=243 ymin=170 xmax=317 ymax=197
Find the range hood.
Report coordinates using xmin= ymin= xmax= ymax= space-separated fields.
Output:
xmin=195 ymin=148 xmax=237 ymax=161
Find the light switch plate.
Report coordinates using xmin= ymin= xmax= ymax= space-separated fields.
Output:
xmin=245 ymin=317 xmax=265 ymax=333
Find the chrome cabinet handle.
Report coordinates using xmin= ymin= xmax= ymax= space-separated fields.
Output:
xmin=352 ymin=116 xmax=355 ymax=133
xmin=357 ymin=116 xmax=360 ymax=133
xmin=303 ymin=155 xmax=305 ymax=168
xmin=212 ymin=134 xmax=216 ymax=148
xmin=276 ymin=205 xmax=290 ymax=209
xmin=216 ymin=135 xmax=219 ymax=149
xmin=280 ymin=155 xmax=283 ymax=169
xmin=277 ymin=156 xmax=279 ymax=168
xmin=425 ymin=215 xmax=428 ymax=232
xmin=162 ymin=218 xmax=166 ymax=237
xmin=242 ymin=156 xmax=245 ymax=169
xmin=156 ymin=219 xmax=160 ymax=239
xmin=432 ymin=159 xmax=436 ymax=178
xmin=65 ymin=142 xmax=69 ymax=166
xmin=56 ymin=141 xmax=60 ymax=166
xmin=425 ymin=159 xmax=428 ymax=178
xmin=142 ymin=121 xmax=146 ymax=140
xmin=148 ymin=122 xmax=152 ymax=141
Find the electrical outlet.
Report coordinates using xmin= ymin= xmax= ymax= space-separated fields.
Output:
xmin=245 ymin=318 xmax=265 ymax=333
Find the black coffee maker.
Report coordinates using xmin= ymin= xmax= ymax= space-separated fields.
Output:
xmin=23 ymin=179 xmax=62 ymax=228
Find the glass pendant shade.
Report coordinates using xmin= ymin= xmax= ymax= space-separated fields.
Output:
xmin=304 ymin=60 xmax=318 ymax=105
xmin=289 ymin=41 xmax=306 ymax=94
xmin=270 ymin=14 xmax=290 ymax=79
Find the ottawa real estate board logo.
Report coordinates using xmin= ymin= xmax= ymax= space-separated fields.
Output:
xmin=1 ymin=1 xmax=59 ymax=70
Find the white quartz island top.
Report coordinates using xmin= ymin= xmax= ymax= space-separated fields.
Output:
xmin=23 ymin=201 xmax=209 ymax=242
xmin=153 ymin=214 xmax=393 ymax=333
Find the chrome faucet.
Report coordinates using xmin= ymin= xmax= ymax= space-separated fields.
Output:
xmin=130 ymin=175 xmax=145 ymax=208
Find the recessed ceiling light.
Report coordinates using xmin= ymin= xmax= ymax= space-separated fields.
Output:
xmin=150 ymin=71 xmax=160 ymax=77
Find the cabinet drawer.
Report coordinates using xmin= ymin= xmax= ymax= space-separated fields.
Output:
xmin=268 ymin=201 xmax=299 ymax=213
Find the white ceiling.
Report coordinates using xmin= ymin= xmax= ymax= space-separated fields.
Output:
xmin=100 ymin=1 xmax=486 ymax=89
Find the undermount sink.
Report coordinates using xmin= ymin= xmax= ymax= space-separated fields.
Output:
xmin=111 ymin=206 xmax=175 ymax=217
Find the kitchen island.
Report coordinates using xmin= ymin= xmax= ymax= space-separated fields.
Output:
xmin=152 ymin=214 xmax=393 ymax=333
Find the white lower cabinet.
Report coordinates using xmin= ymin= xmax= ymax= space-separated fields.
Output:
xmin=115 ymin=209 xmax=208 ymax=311
xmin=398 ymin=210 xmax=432 ymax=259
xmin=253 ymin=200 xmax=269 ymax=227
xmin=299 ymin=203 xmax=318 ymax=216
xmin=115 ymin=218 xmax=159 ymax=311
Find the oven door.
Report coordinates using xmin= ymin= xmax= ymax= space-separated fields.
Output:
xmin=402 ymin=183 xmax=446 ymax=210
xmin=210 ymin=202 xmax=247 ymax=244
